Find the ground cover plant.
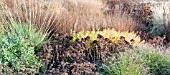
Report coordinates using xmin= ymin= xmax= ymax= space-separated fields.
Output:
xmin=0 ymin=0 xmax=170 ymax=75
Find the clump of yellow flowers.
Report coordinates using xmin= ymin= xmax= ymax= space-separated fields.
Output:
xmin=73 ymin=29 xmax=143 ymax=45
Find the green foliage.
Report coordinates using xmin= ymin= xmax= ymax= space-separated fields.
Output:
xmin=145 ymin=53 xmax=170 ymax=75
xmin=0 ymin=22 xmax=46 ymax=74
xmin=137 ymin=46 xmax=170 ymax=75
xmin=4 ymin=21 xmax=47 ymax=46
xmin=102 ymin=46 xmax=170 ymax=75
xmin=102 ymin=50 xmax=144 ymax=75
xmin=148 ymin=24 xmax=165 ymax=37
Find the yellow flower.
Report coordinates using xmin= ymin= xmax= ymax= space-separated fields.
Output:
xmin=74 ymin=29 xmax=144 ymax=45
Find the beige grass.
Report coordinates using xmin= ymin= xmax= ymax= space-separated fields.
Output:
xmin=0 ymin=0 xmax=139 ymax=35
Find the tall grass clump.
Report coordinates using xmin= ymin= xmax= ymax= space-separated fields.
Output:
xmin=104 ymin=14 xmax=138 ymax=32
xmin=102 ymin=45 xmax=170 ymax=75
xmin=0 ymin=21 xmax=47 ymax=74
xmin=58 ymin=0 xmax=139 ymax=33
xmin=0 ymin=0 xmax=104 ymax=34
xmin=0 ymin=0 xmax=139 ymax=34
xmin=1 ymin=0 xmax=138 ymax=34
xmin=0 ymin=0 xmax=61 ymax=35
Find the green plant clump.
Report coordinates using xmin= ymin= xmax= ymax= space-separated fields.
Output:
xmin=102 ymin=50 xmax=144 ymax=75
xmin=145 ymin=53 xmax=170 ymax=75
xmin=0 ymin=22 xmax=46 ymax=74
xmin=102 ymin=46 xmax=170 ymax=75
